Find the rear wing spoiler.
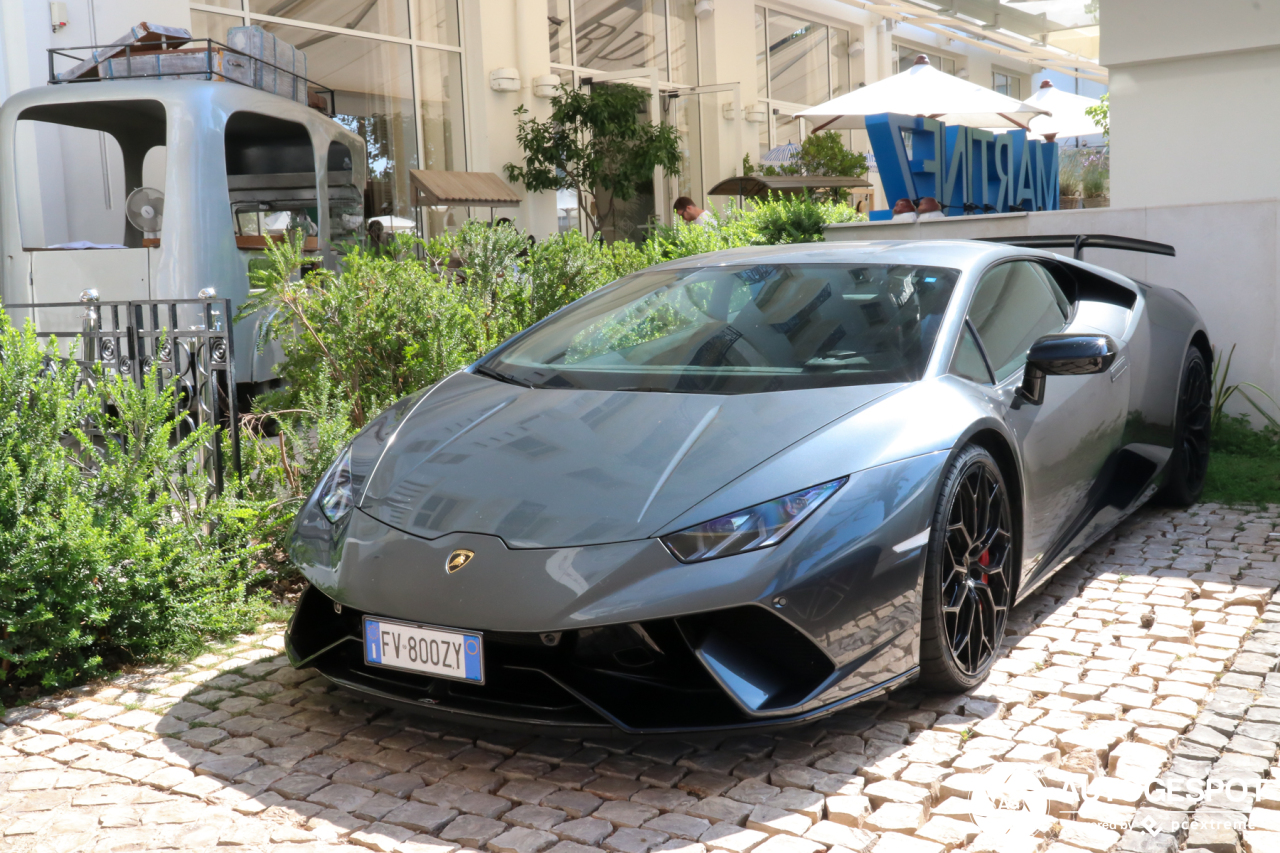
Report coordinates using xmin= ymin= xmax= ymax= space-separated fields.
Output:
xmin=978 ymin=234 xmax=1176 ymax=261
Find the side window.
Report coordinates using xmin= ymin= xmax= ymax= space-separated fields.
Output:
xmin=967 ymin=261 xmax=1069 ymax=382
xmin=1032 ymin=262 xmax=1073 ymax=319
xmin=951 ymin=322 xmax=994 ymax=384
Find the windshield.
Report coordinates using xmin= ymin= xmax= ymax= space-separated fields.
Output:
xmin=485 ymin=263 xmax=961 ymax=394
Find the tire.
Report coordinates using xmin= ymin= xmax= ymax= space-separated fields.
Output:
xmin=1156 ymin=347 xmax=1211 ymax=507
xmin=919 ymin=445 xmax=1016 ymax=691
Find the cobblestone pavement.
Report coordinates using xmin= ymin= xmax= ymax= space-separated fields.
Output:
xmin=8 ymin=505 xmax=1280 ymax=853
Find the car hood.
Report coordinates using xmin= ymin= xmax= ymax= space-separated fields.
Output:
xmin=358 ymin=372 xmax=903 ymax=548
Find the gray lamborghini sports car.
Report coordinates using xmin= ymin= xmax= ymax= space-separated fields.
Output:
xmin=286 ymin=235 xmax=1211 ymax=733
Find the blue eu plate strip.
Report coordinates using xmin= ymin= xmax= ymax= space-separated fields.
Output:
xmin=464 ymin=635 xmax=482 ymax=681
xmin=365 ymin=620 xmax=382 ymax=664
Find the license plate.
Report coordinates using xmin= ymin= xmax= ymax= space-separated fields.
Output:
xmin=362 ymin=617 xmax=484 ymax=683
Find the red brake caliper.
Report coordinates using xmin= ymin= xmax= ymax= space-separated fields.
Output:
xmin=978 ymin=549 xmax=990 ymax=584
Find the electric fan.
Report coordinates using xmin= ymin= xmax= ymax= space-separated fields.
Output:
xmin=125 ymin=187 xmax=165 ymax=239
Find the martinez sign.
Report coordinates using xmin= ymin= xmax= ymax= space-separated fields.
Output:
xmin=866 ymin=113 xmax=1060 ymax=219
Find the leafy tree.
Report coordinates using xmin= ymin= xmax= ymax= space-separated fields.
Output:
xmin=742 ymin=131 xmax=867 ymax=202
xmin=794 ymin=131 xmax=868 ymax=180
xmin=503 ymin=83 xmax=682 ymax=236
xmin=1085 ymin=92 xmax=1109 ymax=142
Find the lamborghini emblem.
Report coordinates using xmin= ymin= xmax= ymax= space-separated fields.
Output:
xmin=446 ymin=549 xmax=475 ymax=574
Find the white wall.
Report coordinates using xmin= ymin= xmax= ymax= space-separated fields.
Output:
xmin=1109 ymin=45 xmax=1280 ymax=209
xmin=1102 ymin=0 xmax=1280 ymax=67
xmin=827 ymin=201 xmax=1280 ymax=415
xmin=1102 ymin=0 xmax=1280 ymax=209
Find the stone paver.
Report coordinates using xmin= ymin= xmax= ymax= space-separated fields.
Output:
xmin=7 ymin=505 xmax=1280 ymax=853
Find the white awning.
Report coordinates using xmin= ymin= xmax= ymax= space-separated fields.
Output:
xmin=796 ymin=55 xmax=1050 ymax=131
xmin=1024 ymin=80 xmax=1104 ymax=139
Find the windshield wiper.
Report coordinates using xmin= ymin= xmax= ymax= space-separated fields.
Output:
xmin=472 ymin=364 xmax=535 ymax=388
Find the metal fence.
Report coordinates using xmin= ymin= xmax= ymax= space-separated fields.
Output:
xmin=4 ymin=291 xmax=242 ymax=494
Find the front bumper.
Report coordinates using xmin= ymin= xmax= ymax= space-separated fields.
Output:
xmin=286 ymin=585 xmax=917 ymax=734
xmin=288 ymin=452 xmax=949 ymax=732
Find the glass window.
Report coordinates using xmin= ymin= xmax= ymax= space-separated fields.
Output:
xmin=190 ymin=10 xmax=244 ymax=42
xmin=993 ymin=71 xmax=1020 ymax=98
xmin=671 ymin=93 xmax=704 ymax=203
xmin=767 ymin=11 xmax=828 ymax=106
xmin=952 ymin=323 xmax=993 ymax=384
xmin=967 ymin=261 xmax=1069 ymax=382
xmin=248 ymin=0 xmax=410 ymax=39
xmin=485 ymin=263 xmax=961 ymax=393
xmin=264 ymin=24 xmax=418 ymax=219
xmin=668 ymin=0 xmax=698 ymax=86
xmin=830 ymin=28 xmax=849 ymax=97
xmin=548 ymin=0 xmax=572 ymax=64
xmin=755 ymin=7 xmax=768 ymax=98
xmin=574 ymin=0 xmax=668 ymax=78
xmin=773 ymin=112 xmax=801 ymax=148
xmin=1032 ymin=263 xmax=1073 ymax=318
xmin=417 ymin=47 xmax=465 ymax=171
xmin=418 ymin=0 xmax=460 ymax=46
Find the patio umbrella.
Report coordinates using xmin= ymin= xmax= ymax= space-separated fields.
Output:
xmin=796 ymin=54 xmax=1049 ymax=131
xmin=1024 ymin=80 xmax=1104 ymax=139
xmin=761 ymin=142 xmax=801 ymax=166
xmin=367 ymin=215 xmax=417 ymax=232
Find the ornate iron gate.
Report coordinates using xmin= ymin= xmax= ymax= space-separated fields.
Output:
xmin=4 ymin=290 xmax=242 ymax=494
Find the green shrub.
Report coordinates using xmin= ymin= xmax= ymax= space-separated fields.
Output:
xmin=648 ymin=193 xmax=865 ymax=256
xmin=749 ymin=193 xmax=858 ymax=244
xmin=0 ymin=317 xmax=268 ymax=695
xmin=241 ymin=219 xmax=694 ymax=430
xmin=1213 ymin=414 xmax=1280 ymax=457
xmin=239 ymin=372 xmax=358 ymax=563
xmin=242 ymin=234 xmax=474 ymax=428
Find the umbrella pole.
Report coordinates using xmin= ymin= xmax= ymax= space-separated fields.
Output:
xmin=997 ymin=113 xmax=1033 ymax=132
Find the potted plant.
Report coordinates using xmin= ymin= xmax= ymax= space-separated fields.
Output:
xmin=1081 ymin=149 xmax=1109 ymax=208
xmin=1059 ymin=153 xmax=1082 ymax=209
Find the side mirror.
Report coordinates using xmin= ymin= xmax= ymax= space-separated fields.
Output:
xmin=1017 ymin=333 xmax=1118 ymax=406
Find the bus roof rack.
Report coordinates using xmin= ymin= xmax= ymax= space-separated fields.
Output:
xmin=978 ymin=234 xmax=1176 ymax=261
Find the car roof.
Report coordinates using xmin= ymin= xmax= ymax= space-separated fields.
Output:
xmin=656 ymin=239 xmax=1041 ymax=272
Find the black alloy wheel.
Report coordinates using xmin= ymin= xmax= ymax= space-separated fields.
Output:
xmin=920 ymin=445 xmax=1014 ymax=690
xmin=1157 ymin=347 xmax=1211 ymax=506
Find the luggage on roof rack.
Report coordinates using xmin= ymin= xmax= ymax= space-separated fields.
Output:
xmin=56 ymin=22 xmax=192 ymax=81
xmin=49 ymin=23 xmax=326 ymax=111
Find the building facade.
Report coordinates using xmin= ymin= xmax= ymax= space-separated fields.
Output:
xmin=0 ymin=0 xmax=1105 ymax=241
xmin=1104 ymin=0 xmax=1280 ymax=209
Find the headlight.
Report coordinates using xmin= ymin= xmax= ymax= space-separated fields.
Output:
xmin=317 ymin=448 xmax=355 ymax=524
xmin=661 ymin=477 xmax=847 ymax=563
